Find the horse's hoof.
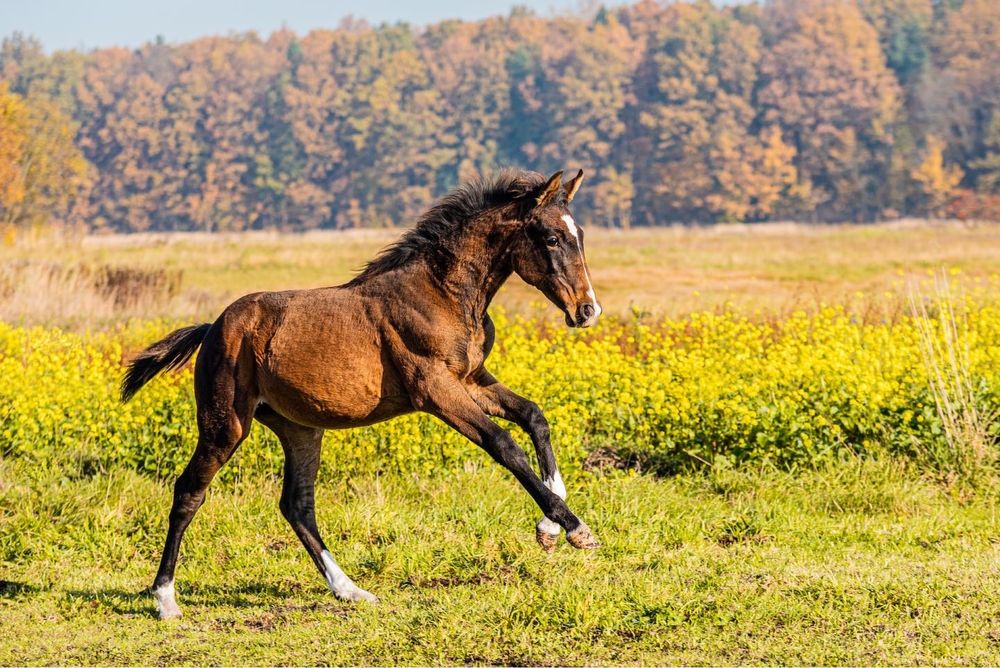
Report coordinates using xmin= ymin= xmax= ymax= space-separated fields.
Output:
xmin=566 ymin=523 xmax=600 ymax=550
xmin=338 ymin=587 xmax=379 ymax=604
xmin=153 ymin=583 xmax=182 ymax=620
xmin=536 ymin=526 xmax=558 ymax=553
xmin=158 ymin=607 xmax=182 ymax=621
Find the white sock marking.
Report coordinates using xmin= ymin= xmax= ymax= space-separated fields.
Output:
xmin=320 ymin=549 xmax=378 ymax=603
xmin=537 ymin=470 xmax=567 ymax=536
xmin=545 ymin=471 xmax=566 ymax=499
xmin=561 ymin=214 xmax=601 ymax=316
xmin=153 ymin=580 xmax=182 ymax=619
xmin=537 ymin=516 xmax=561 ymax=535
xmin=320 ymin=550 xmax=354 ymax=594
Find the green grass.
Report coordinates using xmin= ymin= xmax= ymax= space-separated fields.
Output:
xmin=2 ymin=457 xmax=999 ymax=665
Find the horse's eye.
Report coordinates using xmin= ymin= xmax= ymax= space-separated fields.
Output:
xmin=545 ymin=236 xmax=559 ymax=248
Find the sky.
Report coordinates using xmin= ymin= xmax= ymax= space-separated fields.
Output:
xmin=1 ymin=0 xmax=613 ymax=52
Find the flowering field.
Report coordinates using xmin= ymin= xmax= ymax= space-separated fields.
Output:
xmin=2 ymin=272 xmax=1000 ymax=663
xmin=3 ymin=297 xmax=997 ymax=481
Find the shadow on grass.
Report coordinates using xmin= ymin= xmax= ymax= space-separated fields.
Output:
xmin=0 ymin=580 xmax=40 ymax=598
xmin=64 ymin=581 xmax=338 ymax=618
xmin=62 ymin=587 xmax=152 ymax=617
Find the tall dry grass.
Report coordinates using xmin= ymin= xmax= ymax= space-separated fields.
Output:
xmin=0 ymin=260 xmax=202 ymax=326
xmin=909 ymin=277 xmax=999 ymax=483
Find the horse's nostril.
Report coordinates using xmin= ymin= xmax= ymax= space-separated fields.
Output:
xmin=580 ymin=303 xmax=595 ymax=319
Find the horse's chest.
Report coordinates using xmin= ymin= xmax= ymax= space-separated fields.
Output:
xmin=450 ymin=330 xmax=488 ymax=379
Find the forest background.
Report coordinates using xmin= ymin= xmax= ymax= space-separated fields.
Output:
xmin=1 ymin=0 xmax=998 ymax=235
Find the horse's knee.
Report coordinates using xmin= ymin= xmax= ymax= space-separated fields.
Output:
xmin=524 ymin=401 xmax=550 ymax=440
xmin=169 ymin=473 xmax=207 ymax=515
xmin=279 ymin=488 xmax=315 ymax=525
xmin=279 ymin=495 xmax=304 ymax=523
xmin=487 ymin=432 xmax=531 ymax=469
xmin=279 ymin=494 xmax=292 ymax=522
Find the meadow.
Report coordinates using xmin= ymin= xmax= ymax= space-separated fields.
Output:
xmin=1 ymin=222 xmax=999 ymax=665
xmin=3 ymin=222 xmax=1000 ymax=324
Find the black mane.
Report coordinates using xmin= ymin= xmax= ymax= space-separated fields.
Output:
xmin=347 ymin=168 xmax=557 ymax=285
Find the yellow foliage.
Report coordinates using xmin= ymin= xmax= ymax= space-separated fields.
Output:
xmin=912 ymin=135 xmax=964 ymax=215
xmin=1 ymin=293 xmax=997 ymax=480
xmin=0 ymin=83 xmax=89 ymax=230
xmin=0 ymin=84 xmax=29 ymax=211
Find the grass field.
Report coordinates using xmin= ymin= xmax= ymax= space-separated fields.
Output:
xmin=2 ymin=221 xmax=999 ymax=325
xmin=3 ymin=459 xmax=1000 ymax=665
xmin=1 ymin=222 xmax=999 ymax=665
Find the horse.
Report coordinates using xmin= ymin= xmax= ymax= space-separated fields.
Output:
xmin=121 ymin=168 xmax=602 ymax=620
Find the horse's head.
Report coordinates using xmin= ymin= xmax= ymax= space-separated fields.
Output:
xmin=512 ymin=170 xmax=602 ymax=328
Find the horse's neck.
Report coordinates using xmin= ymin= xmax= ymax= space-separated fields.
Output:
xmin=436 ymin=216 xmax=519 ymax=324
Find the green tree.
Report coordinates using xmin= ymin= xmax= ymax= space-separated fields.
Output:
xmin=857 ymin=0 xmax=933 ymax=87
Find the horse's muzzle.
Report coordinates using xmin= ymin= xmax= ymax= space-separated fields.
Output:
xmin=574 ymin=302 xmax=599 ymax=328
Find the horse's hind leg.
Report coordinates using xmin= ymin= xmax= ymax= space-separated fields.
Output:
xmin=256 ymin=405 xmax=378 ymax=603
xmin=151 ymin=375 xmax=255 ymax=619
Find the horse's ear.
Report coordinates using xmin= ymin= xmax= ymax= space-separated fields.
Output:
xmin=534 ymin=170 xmax=564 ymax=208
xmin=564 ymin=169 xmax=584 ymax=203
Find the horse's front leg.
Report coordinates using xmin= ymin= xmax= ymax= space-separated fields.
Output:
xmin=467 ymin=371 xmax=568 ymax=552
xmin=415 ymin=372 xmax=598 ymax=550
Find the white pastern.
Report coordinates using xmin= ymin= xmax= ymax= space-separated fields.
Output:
xmin=561 ymin=214 xmax=601 ymax=315
xmin=537 ymin=470 xmax=567 ymax=536
xmin=320 ymin=549 xmax=378 ymax=603
xmin=537 ymin=516 xmax=561 ymax=536
xmin=153 ymin=580 xmax=182 ymax=620
xmin=545 ymin=471 xmax=567 ymax=500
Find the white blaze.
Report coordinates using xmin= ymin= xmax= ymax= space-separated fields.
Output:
xmin=561 ymin=215 xmax=602 ymax=316
xmin=561 ymin=213 xmax=580 ymax=240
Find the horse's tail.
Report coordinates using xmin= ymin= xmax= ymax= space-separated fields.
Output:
xmin=120 ymin=323 xmax=212 ymax=402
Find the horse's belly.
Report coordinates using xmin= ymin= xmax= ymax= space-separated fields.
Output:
xmin=260 ymin=364 xmax=408 ymax=429
xmin=256 ymin=296 xmax=410 ymax=428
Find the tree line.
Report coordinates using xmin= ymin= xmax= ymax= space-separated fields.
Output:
xmin=0 ymin=0 xmax=998 ymax=232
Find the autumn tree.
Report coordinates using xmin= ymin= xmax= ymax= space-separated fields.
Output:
xmin=73 ymin=46 xmax=172 ymax=231
xmin=0 ymin=83 xmax=88 ymax=231
xmin=969 ymin=112 xmax=1000 ymax=194
xmin=420 ymin=18 xmax=512 ymax=192
xmin=911 ymin=134 xmax=963 ymax=215
xmin=923 ymin=0 xmax=1000 ymax=196
xmin=0 ymin=33 xmax=85 ymax=115
xmin=496 ymin=11 xmax=640 ymax=226
xmin=631 ymin=1 xmax=799 ymax=223
xmin=0 ymin=86 xmax=24 ymax=211
xmin=758 ymin=0 xmax=901 ymax=220
xmin=2 ymin=0 xmax=996 ymax=229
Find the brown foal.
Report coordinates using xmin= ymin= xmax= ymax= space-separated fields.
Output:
xmin=121 ymin=168 xmax=602 ymax=619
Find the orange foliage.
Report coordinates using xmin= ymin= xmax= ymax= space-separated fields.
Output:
xmin=0 ymin=0 xmax=997 ymax=229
